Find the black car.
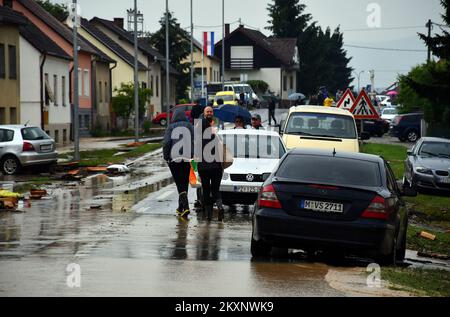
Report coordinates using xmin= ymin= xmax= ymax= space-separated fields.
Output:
xmin=403 ymin=137 xmax=450 ymax=195
xmin=359 ymin=119 xmax=390 ymax=137
xmin=390 ymin=113 xmax=424 ymax=142
xmin=251 ymin=148 xmax=416 ymax=265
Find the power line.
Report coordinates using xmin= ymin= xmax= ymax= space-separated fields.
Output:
xmin=344 ymin=44 xmax=427 ymax=52
xmin=343 ymin=25 xmax=425 ymax=32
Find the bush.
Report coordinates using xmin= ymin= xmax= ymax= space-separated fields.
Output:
xmin=143 ymin=120 xmax=152 ymax=133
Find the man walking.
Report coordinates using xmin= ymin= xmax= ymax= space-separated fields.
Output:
xmin=163 ymin=108 xmax=194 ymax=218
xmin=268 ymin=97 xmax=277 ymax=126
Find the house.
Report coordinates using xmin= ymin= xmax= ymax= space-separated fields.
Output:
xmin=19 ymin=15 xmax=72 ymax=144
xmin=215 ymin=25 xmax=299 ymax=105
xmin=0 ymin=5 xmax=25 ymax=124
xmin=90 ymin=17 xmax=178 ymax=115
xmin=1 ymin=0 xmax=115 ymax=136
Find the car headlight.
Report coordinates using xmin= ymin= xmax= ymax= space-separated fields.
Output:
xmin=416 ymin=167 xmax=433 ymax=175
xmin=222 ymin=172 xmax=229 ymax=180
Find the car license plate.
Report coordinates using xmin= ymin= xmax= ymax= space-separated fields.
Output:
xmin=234 ymin=186 xmax=260 ymax=193
xmin=40 ymin=144 xmax=52 ymax=151
xmin=300 ymin=200 xmax=344 ymax=213
xmin=439 ymin=177 xmax=450 ymax=184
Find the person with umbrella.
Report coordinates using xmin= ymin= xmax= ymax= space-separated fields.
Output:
xmin=196 ymin=106 xmax=225 ymax=222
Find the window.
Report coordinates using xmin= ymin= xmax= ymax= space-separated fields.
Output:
xmin=142 ymin=82 xmax=147 ymax=89
xmin=53 ymin=75 xmax=58 ymax=105
xmin=21 ymin=127 xmax=50 ymax=140
xmin=78 ymin=69 xmax=82 ymax=96
xmin=0 ymin=129 xmax=14 ymax=142
xmin=0 ymin=44 xmax=5 ymax=79
xmin=105 ymin=82 xmax=108 ymax=103
xmin=156 ymin=76 xmax=159 ymax=97
xmin=290 ymin=76 xmax=293 ymax=90
xmin=54 ymin=130 xmax=59 ymax=143
xmin=0 ymin=108 xmax=5 ymax=124
xmin=209 ymin=67 xmax=212 ymax=81
xmin=283 ymin=76 xmax=287 ymax=92
xmin=8 ymin=45 xmax=17 ymax=79
xmin=44 ymin=73 xmax=50 ymax=105
xmin=84 ymin=115 xmax=90 ymax=128
xmin=83 ymin=70 xmax=90 ymax=96
xmin=151 ymin=75 xmax=154 ymax=93
xmin=63 ymin=129 xmax=67 ymax=142
xmin=9 ymin=108 xmax=17 ymax=123
xmin=62 ymin=76 xmax=66 ymax=106
xmin=4 ymin=0 xmax=13 ymax=7
xmin=98 ymin=81 xmax=103 ymax=103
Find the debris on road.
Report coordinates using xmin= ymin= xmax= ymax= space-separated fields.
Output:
xmin=107 ymin=164 xmax=130 ymax=174
xmin=29 ymin=189 xmax=47 ymax=200
xmin=418 ymin=231 xmax=437 ymax=241
xmin=86 ymin=167 xmax=108 ymax=173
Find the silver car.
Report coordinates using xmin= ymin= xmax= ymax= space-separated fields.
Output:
xmin=0 ymin=125 xmax=57 ymax=175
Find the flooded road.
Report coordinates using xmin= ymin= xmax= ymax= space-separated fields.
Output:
xmin=0 ymin=149 xmax=446 ymax=297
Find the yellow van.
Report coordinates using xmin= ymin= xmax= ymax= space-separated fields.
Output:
xmin=213 ymin=91 xmax=238 ymax=106
xmin=281 ymin=106 xmax=367 ymax=152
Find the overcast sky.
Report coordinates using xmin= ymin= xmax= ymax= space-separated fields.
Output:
xmin=60 ymin=0 xmax=444 ymax=89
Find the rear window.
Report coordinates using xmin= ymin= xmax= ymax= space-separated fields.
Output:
xmin=0 ymin=129 xmax=14 ymax=142
xmin=277 ymin=155 xmax=382 ymax=187
xmin=21 ymin=127 xmax=50 ymax=140
xmin=215 ymin=95 xmax=234 ymax=102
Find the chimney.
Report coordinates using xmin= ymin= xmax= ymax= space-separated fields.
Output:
xmin=113 ymin=18 xmax=124 ymax=29
xmin=225 ymin=23 xmax=230 ymax=37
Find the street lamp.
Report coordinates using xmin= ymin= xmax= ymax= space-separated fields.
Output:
xmin=353 ymin=70 xmax=365 ymax=93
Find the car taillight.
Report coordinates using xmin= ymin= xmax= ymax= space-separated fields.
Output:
xmin=258 ymin=184 xmax=282 ymax=209
xmin=23 ymin=142 xmax=35 ymax=152
xmin=361 ymin=196 xmax=389 ymax=220
xmin=393 ymin=116 xmax=403 ymax=125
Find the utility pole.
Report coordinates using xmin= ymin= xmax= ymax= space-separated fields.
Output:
xmin=426 ymin=19 xmax=432 ymax=63
xmin=190 ymin=0 xmax=194 ymax=103
xmin=72 ymin=0 xmax=79 ymax=161
xmin=221 ymin=0 xmax=225 ymax=90
xmin=165 ymin=0 xmax=170 ymax=126
xmin=134 ymin=0 xmax=139 ymax=142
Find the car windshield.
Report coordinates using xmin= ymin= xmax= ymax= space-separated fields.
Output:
xmin=277 ymin=155 xmax=382 ymax=187
xmin=285 ymin=112 xmax=357 ymax=139
xmin=383 ymin=109 xmax=397 ymax=115
xmin=419 ymin=142 xmax=450 ymax=158
xmin=216 ymin=95 xmax=234 ymax=102
xmin=221 ymin=134 xmax=285 ymax=159
xmin=21 ymin=127 xmax=50 ymax=141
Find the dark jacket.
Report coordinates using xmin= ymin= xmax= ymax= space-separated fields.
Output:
xmin=163 ymin=108 xmax=194 ymax=162
xmin=269 ymin=99 xmax=276 ymax=111
xmin=197 ymin=117 xmax=223 ymax=172
xmin=190 ymin=104 xmax=205 ymax=121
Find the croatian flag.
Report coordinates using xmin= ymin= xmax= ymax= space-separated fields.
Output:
xmin=203 ymin=31 xmax=215 ymax=57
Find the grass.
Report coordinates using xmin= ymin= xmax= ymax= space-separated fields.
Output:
xmin=361 ymin=143 xmax=450 ymax=225
xmin=59 ymin=143 xmax=162 ymax=167
xmin=407 ymin=224 xmax=450 ymax=255
xmin=382 ymin=267 xmax=450 ymax=297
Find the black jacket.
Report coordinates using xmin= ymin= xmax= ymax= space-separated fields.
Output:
xmin=163 ymin=108 xmax=194 ymax=162
xmin=197 ymin=118 xmax=223 ymax=172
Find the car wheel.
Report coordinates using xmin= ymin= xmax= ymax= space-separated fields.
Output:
xmin=1 ymin=155 xmax=21 ymax=175
xmin=377 ymin=237 xmax=397 ymax=266
xmin=406 ymin=130 xmax=419 ymax=143
xmin=251 ymin=238 xmax=271 ymax=257
xmin=160 ymin=118 xmax=167 ymax=126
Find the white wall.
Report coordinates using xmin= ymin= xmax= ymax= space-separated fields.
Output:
xmin=225 ymin=68 xmax=282 ymax=96
xmin=45 ymin=56 xmax=71 ymax=126
xmin=19 ymin=37 xmax=40 ymax=126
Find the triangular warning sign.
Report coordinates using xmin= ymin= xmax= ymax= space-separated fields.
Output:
xmin=350 ymin=90 xmax=380 ymax=119
xmin=336 ymin=88 xmax=355 ymax=110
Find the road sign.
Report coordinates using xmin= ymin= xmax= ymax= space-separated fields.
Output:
xmin=336 ymin=88 xmax=355 ymax=110
xmin=350 ymin=90 xmax=380 ymax=119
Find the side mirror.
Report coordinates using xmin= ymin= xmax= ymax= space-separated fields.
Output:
xmin=407 ymin=150 xmax=414 ymax=156
xmin=360 ymin=131 xmax=371 ymax=141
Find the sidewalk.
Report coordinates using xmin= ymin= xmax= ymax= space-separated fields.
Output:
xmin=57 ymin=136 xmax=164 ymax=154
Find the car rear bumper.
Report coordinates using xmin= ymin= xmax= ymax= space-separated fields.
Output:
xmin=253 ymin=208 xmax=396 ymax=256
xmin=19 ymin=152 xmax=58 ymax=166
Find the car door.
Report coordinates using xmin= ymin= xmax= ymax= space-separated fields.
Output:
xmin=385 ymin=161 xmax=407 ymax=238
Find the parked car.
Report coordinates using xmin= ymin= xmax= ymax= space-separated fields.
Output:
xmin=213 ymin=91 xmax=238 ymax=107
xmin=152 ymin=104 xmax=195 ymax=126
xmin=403 ymin=137 xmax=450 ymax=195
xmin=280 ymin=105 xmax=369 ymax=152
xmin=251 ymin=148 xmax=416 ymax=264
xmin=225 ymin=83 xmax=259 ymax=106
xmin=360 ymin=119 xmax=390 ymax=137
xmin=390 ymin=113 xmax=424 ymax=142
xmin=218 ymin=129 xmax=286 ymax=206
xmin=0 ymin=125 xmax=57 ymax=175
xmin=381 ymin=107 xmax=398 ymax=123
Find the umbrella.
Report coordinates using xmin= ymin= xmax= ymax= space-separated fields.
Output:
xmin=387 ymin=90 xmax=398 ymax=96
xmin=213 ymin=104 xmax=252 ymax=125
xmin=288 ymin=92 xmax=306 ymax=101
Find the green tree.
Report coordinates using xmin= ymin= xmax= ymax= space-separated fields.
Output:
xmin=266 ymin=0 xmax=311 ymax=38
xmin=247 ymin=80 xmax=269 ymax=94
xmin=112 ymin=83 xmax=152 ymax=130
xmin=148 ymin=12 xmax=190 ymax=102
xmin=36 ymin=0 xmax=69 ymax=22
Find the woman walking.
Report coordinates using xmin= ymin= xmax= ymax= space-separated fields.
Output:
xmin=163 ymin=108 xmax=194 ymax=218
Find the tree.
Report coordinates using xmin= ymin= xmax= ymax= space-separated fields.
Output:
xmin=399 ymin=0 xmax=450 ymax=133
xmin=148 ymin=12 xmax=191 ymax=102
xmin=266 ymin=0 xmax=353 ymax=96
xmin=36 ymin=0 xmax=69 ymax=22
xmin=247 ymin=80 xmax=269 ymax=94
xmin=112 ymin=83 xmax=152 ymax=130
